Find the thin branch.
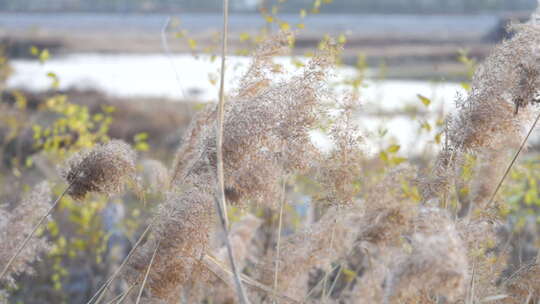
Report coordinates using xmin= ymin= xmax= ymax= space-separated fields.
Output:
xmin=0 ymin=183 xmax=72 ymax=282
xmin=326 ymin=264 xmax=343 ymax=300
xmin=135 ymin=241 xmax=160 ymax=304
xmin=486 ymin=111 xmax=540 ymax=207
xmin=86 ymin=220 xmax=155 ymax=304
xmin=302 ymin=263 xmax=342 ymax=302
xmin=104 ymin=285 xmax=135 ymax=304
xmin=160 ymin=17 xmax=188 ymax=100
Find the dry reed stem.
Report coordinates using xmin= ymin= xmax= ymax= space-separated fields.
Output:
xmin=135 ymin=241 xmax=160 ymax=304
xmin=486 ymin=111 xmax=540 ymax=208
xmin=273 ymin=177 xmax=286 ymax=303
xmin=87 ymin=221 xmax=154 ymax=304
xmin=203 ymin=254 xmax=300 ymax=303
xmin=215 ymin=0 xmax=249 ymax=302
xmin=105 ymin=285 xmax=135 ymax=304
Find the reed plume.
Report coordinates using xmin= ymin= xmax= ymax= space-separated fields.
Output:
xmin=421 ymin=22 xmax=540 ymax=205
xmin=0 ymin=182 xmax=52 ymax=286
xmin=384 ymin=209 xmax=468 ymax=303
xmin=61 ymin=140 xmax=136 ymax=199
xmin=125 ymin=34 xmax=341 ymax=302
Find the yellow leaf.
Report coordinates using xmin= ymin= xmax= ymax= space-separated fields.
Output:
xmin=239 ymin=32 xmax=250 ymax=42
xmin=387 ymin=144 xmax=400 ymax=153
xmin=421 ymin=121 xmax=432 ymax=132
xmin=39 ymin=49 xmax=50 ymax=63
xmin=379 ymin=151 xmax=388 ymax=162
xmin=296 ymin=23 xmax=305 ymax=29
xmin=417 ymin=94 xmax=431 ymax=106
xmin=338 ymin=34 xmax=347 ymax=44
xmin=280 ymin=22 xmax=290 ymax=31
xmin=391 ymin=157 xmax=407 ymax=166
xmin=47 ymin=72 xmax=60 ymax=89
xmin=30 ymin=46 xmax=39 ymax=56
xmin=187 ymin=38 xmax=197 ymax=50
xmin=175 ymin=31 xmax=185 ymax=39
xmin=300 ymin=9 xmax=307 ymax=18
xmin=434 ymin=132 xmax=442 ymax=144
xmin=291 ymin=58 xmax=305 ymax=68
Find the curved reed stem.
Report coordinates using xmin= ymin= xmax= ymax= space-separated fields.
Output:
xmin=486 ymin=111 xmax=540 ymax=207
xmin=0 ymin=183 xmax=72 ymax=282
xmin=104 ymin=285 xmax=135 ymax=304
xmin=214 ymin=0 xmax=249 ymax=303
xmin=216 ymin=0 xmax=230 ymax=227
xmin=86 ymin=220 xmax=154 ymax=304
xmin=135 ymin=241 xmax=160 ymax=304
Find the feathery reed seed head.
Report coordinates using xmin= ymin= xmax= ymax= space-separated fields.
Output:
xmin=0 ymin=182 xmax=52 ymax=286
xmin=61 ymin=140 xmax=136 ymax=199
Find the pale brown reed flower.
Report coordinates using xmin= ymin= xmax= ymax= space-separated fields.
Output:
xmin=460 ymin=149 xmax=506 ymax=216
xmin=458 ymin=218 xmax=506 ymax=301
xmin=254 ymin=207 xmax=359 ymax=302
xmin=129 ymin=35 xmax=344 ymax=302
xmin=384 ymin=208 xmax=468 ymax=303
xmin=503 ymin=262 xmax=540 ymax=303
xmin=448 ymin=24 xmax=540 ymax=153
xmin=358 ymin=167 xmax=418 ymax=245
xmin=349 ymin=168 xmax=421 ymax=303
xmin=0 ymin=182 xmax=51 ymax=286
xmin=170 ymin=35 xmax=337 ymax=207
xmin=421 ymin=23 xmax=540 ymax=204
xmin=125 ymin=182 xmax=215 ymax=302
xmin=314 ymin=93 xmax=364 ymax=205
xmin=61 ymin=140 xmax=136 ymax=199
xmin=140 ymin=159 xmax=169 ymax=192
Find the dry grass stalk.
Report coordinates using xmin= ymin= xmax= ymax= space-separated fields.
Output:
xmin=135 ymin=241 xmax=160 ymax=304
xmin=206 ymin=214 xmax=263 ymax=303
xmin=87 ymin=220 xmax=154 ymax=304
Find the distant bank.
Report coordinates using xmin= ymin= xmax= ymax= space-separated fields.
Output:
xmin=0 ymin=13 xmax=523 ymax=80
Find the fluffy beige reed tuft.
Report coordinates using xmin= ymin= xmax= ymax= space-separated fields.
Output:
xmin=421 ymin=22 xmax=540 ymax=206
xmin=384 ymin=208 xmax=469 ymax=303
xmin=61 ymin=139 xmax=137 ymax=199
xmin=0 ymin=182 xmax=52 ymax=286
